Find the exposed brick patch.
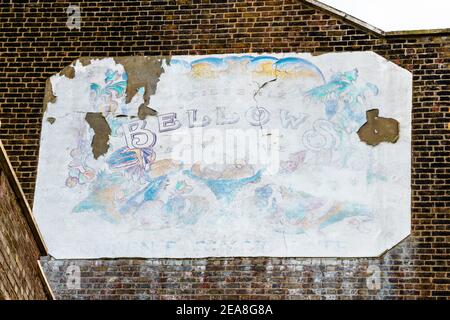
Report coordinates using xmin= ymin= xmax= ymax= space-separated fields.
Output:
xmin=0 ymin=0 xmax=448 ymax=299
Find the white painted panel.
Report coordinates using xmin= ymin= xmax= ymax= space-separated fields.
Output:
xmin=34 ymin=52 xmax=411 ymax=258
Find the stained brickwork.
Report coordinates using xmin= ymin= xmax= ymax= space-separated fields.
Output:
xmin=0 ymin=0 xmax=448 ymax=299
xmin=40 ymin=238 xmax=446 ymax=300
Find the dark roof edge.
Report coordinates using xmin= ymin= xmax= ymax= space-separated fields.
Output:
xmin=386 ymin=28 xmax=450 ymax=37
xmin=300 ymin=0 xmax=385 ymax=36
xmin=301 ymin=0 xmax=449 ymax=38
xmin=0 ymin=140 xmax=47 ymax=255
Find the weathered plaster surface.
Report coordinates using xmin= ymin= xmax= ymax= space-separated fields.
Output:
xmin=34 ymin=52 xmax=412 ymax=259
xmin=59 ymin=65 xmax=76 ymax=80
xmin=43 ymin=79 xmax=57 ymax=112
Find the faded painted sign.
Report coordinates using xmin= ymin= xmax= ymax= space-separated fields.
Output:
xmin=34 ymin=52 xmax=412 ymax=258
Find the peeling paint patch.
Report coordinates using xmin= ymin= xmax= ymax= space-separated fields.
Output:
xmin=78 ymin=57 xmax=93 ymax=67
xmin=85 ymin=112 xmax=111 ymax=159
xmin=311 ymin=51 xmax=327 ymax=56
xmin=114 ymin=56 xmax=168 ymax=113
xmin=43 ymin=78 xmax=57 ymax=112
xmin=59 ymin=65 xmax=75 ymax=79
xmin=357 ymin=109 xmax=400 ymax=146
xmin=138 ymin=105 xmax=158 ymax=120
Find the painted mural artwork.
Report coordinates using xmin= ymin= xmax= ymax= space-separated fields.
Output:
xmin=34 ymin=52 xmax=412 ymax=258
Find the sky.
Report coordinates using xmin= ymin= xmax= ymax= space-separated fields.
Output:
xmin=320 ymin=0 xmax=450 ymax=31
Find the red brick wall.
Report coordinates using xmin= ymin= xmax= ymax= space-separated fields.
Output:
xmin=0 ymin=147 xmax=51 ymax=299
xmin=0 ymin=0 xmax=449 ymax=299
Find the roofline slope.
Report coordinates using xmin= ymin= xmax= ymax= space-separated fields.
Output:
xmin=301 ymin=0 xmax=450 ymax=37
xmin=0 ymin=140 xmax=54 ymax=299
xmin=0 ymin=140 xmax=47 ymax=255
